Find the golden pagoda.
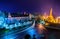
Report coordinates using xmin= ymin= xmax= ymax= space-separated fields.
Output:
xmin=47 ymin=8 xmax=55 ymax=23
xmin=39 ymin=8 xmax=60 ymax=24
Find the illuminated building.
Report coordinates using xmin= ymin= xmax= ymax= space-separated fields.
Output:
xmin=0 ymin=11 xmax=34 ymax=29
xmin=46 ymin=8 xmax=55 ymax=23
xmin=56 ymin=17 xmax=60 ymax=23
xmin=41 ymin=8 xmax=60 ymax=24
xmin=41 ymin=12 xmax=48 ymax=20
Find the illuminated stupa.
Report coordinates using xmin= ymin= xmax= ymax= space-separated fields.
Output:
xmin=41 ymin=8 xmax=60 ymax=24
xmin=47 ymin=8 xmax=55 ymax=23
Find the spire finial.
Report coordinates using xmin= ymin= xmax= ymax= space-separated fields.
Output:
xmin=50 ymin=8 xmax=53 ymax=16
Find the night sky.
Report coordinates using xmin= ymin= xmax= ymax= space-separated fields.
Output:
xmin=0 ymin=0 xmax=39 ymax=13
xmin=0 ymin=0 xmax=60 ymax=16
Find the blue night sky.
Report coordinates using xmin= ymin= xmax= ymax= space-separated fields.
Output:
xmin=0 ymin=0 xmax=38 ymax=13
xmin=0 ymin=0 xmax=60 ymax=16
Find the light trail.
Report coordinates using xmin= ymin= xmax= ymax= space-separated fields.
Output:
xmin=0 ymin=21 xmax=35 ymax=39
xmin=36 ymin=23 xmax=47 ymax=34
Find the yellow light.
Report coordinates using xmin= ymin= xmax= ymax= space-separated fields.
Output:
xmin=39 ymin=8 xmax=60 ymax=25
xmin=37 ymin=24 xmax=47 ymax=34
xmin=45 ymin=23 xmax=49 ymax=26
xmin=37 ymin=24 xmax=46 ymax=30
xmin=56 ymin=16 xmax=60 ymax=23
xmin=39 ymin=24 xmax=44 ymax=29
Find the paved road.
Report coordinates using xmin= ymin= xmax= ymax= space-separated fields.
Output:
xmin=0 ymin=21 xmax=40 ymax=39
xmin=1 ymin=20 xmax=59 ymax=39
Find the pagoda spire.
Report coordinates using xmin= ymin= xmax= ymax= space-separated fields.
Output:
xmin=50 ymin=8 xmax=53 ymax=16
